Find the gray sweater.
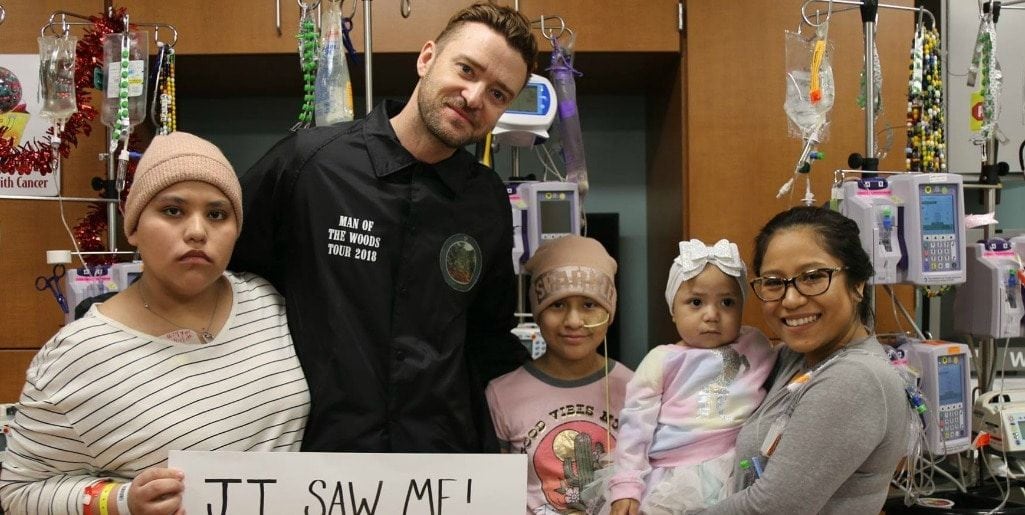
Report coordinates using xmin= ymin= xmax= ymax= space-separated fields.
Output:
xmin=699 ymin=337 xmax=910 ymax=514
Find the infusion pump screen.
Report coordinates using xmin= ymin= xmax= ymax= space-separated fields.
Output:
xmin=918 ymin=184 xmax=960 ymax=272
xmin=935 ymin=354 xmax=969 ymax=442
xmin=508 ymin=85 xmax=540 ymax=114
xmin=539 ymin=196 xmax=573 ymax=238
xmin=919 ymin=185 xmax=956 ymax=236
xmin=938 ymin=355 xmax=965 ymax=406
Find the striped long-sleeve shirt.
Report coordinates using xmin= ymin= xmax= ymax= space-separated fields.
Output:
xmin=0 ymin=272 xmax=310 ymax=515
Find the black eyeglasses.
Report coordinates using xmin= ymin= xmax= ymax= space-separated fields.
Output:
xmin=749 ymin=267 xmax=846 ymax=302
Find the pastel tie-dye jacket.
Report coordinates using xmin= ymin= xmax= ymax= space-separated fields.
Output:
xmin=608 ymin=326 xmax=777 ymax=502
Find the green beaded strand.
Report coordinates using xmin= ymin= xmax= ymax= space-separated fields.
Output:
xmin=111 ymin=34 xmax=131 ymax=148
xmin=295 ymin=12 xmax=319 ymax=130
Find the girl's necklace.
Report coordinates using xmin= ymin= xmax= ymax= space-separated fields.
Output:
xmin=138 ymin=280 xmax=221 ymax=343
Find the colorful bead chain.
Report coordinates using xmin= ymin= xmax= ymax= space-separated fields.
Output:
xmin=905 ymin=26 xmax=946 ymax=172
xmin=158 ymin=46 xmax=176 ymax=135
xmin=294 ymin=10 xmax=319 ymax=130
xmin=167 ymin=48 xmax=176 ymax=132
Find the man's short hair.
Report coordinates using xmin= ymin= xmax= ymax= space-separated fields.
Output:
xmin=435 ymin=2 xmax=538 ymax=86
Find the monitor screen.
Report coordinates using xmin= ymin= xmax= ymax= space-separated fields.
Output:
xmin=937 ymin=355 xmax=965 ymax=406
xmin=919 ymin=185 xmax=957 ymax=236
xmin=538 ymin=195 xmax=573 ymax=237
xmin=507 ymin=84 xmax=540 ymax=114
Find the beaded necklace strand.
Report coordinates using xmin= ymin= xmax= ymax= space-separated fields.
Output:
xmin=905 ymin=23 xmax=945 ymax=172
xmin=166 ymin=47 xmax=176 ymax=132
xmin=294 ymin=5 xmax=319 ymax=131
xmin=154 ymin=42 xmax=176 ymax=135
xmin=112 ymin=29 xmax=132 ymax=192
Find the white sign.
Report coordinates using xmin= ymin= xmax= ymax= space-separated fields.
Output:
xmin=168 ymin=450 xmax=527 ymax=515
xmin=0 ymin=54 xmax=59 ymax=195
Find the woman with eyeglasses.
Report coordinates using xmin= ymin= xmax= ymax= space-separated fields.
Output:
xmin=699 ymin=206 xmax=913 ymax=514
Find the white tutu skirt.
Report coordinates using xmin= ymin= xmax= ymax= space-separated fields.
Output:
xmin=640 ymin=450 xmax=736 ymax=514
xmin=586 ymin=451 xmax=735 ymax=515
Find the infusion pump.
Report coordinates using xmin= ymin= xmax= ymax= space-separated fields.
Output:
xmin=507 ymin=181 xmax=581 ymax=273
xmin=889 ymin=173 xmax=966 ymax=285
xmin=833 ymin=173 xmax=966 ymax=287
xmin=901 ymin=340 xmax=973 ymax=454
xmin=974 ymin=390 xmax=1025 ymax=453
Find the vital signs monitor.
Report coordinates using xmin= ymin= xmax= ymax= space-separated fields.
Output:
xmin=493 ymin=74 xmax=557 ymax=147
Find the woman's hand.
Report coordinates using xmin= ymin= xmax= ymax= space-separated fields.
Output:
xmin=127 ymin=467 xmax=185 ymax=515
xmin=610 ymin=498 xmax=640 ymax=515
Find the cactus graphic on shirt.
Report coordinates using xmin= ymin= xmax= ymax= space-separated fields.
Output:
xmin=536 ymin=419 xmax=618 ymax=514
xmin=697 ymin=346 xmax=750 ymax=420
xmin=552 ymin=430 xmax=605 ymax=512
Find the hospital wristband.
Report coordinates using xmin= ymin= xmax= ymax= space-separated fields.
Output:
xmin=116 ymin=482 xmax=132 ymax=515
xmin=98 ymin=482 xmax=117 ymax=515
xmin=83 ymin=481 xmax=109 ymax=515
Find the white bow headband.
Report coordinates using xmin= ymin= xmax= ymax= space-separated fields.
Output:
xmin=665 ymin=239 xmax=748 ymax=312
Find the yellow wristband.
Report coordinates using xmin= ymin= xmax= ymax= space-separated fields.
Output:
xmin=98 ymin=482 xmax=117 ymax=515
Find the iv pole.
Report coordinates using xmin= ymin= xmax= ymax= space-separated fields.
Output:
xmin=803 ymin=1 xmax=937 ymax=335
xmin=861 ymin=0 xmax=878 ymax=177
xmin=803 ymin=0 xmax=936 ymax=178
xmin=363 ymin=0 xmax=373 ymax=112
xmin=971 ymin=0 xmax=1025 ymax=412
xmin=509 ymin=6 xmax=570 ymax=324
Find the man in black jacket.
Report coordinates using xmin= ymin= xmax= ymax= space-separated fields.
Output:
xmin=230 ymin=3 xmax=537 ymax=453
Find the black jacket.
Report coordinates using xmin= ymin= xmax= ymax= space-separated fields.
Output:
xmin=231 ymin=101 xmax=525 ymax=452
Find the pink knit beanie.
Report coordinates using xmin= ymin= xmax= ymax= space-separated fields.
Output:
xmin=524 ymin=235 xmax=618 ymax=320
xmin=123 ymin=132 xmax=242 ymax=236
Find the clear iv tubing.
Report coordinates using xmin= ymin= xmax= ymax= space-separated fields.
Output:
xmin=795 ymin=131 xmax=821 ymax=173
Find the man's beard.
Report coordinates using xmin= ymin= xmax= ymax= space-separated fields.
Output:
xmin=417 ymin=73 xmax=484 ymax=149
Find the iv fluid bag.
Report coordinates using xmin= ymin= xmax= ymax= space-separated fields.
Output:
xmin=38 ymin=36 xmax=78 ymax=126
xmin=100 ymin=31 xmax=148 ymax=128
xmin=550 ymin=45 xmax=588 ymax=200
xmin=784 ymin=30 xmax=834 ymax=139
xmin=315 ymin=1 xmax=354 ymax=125
xmin=784 ymin=70 xmax=834 ymax=134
